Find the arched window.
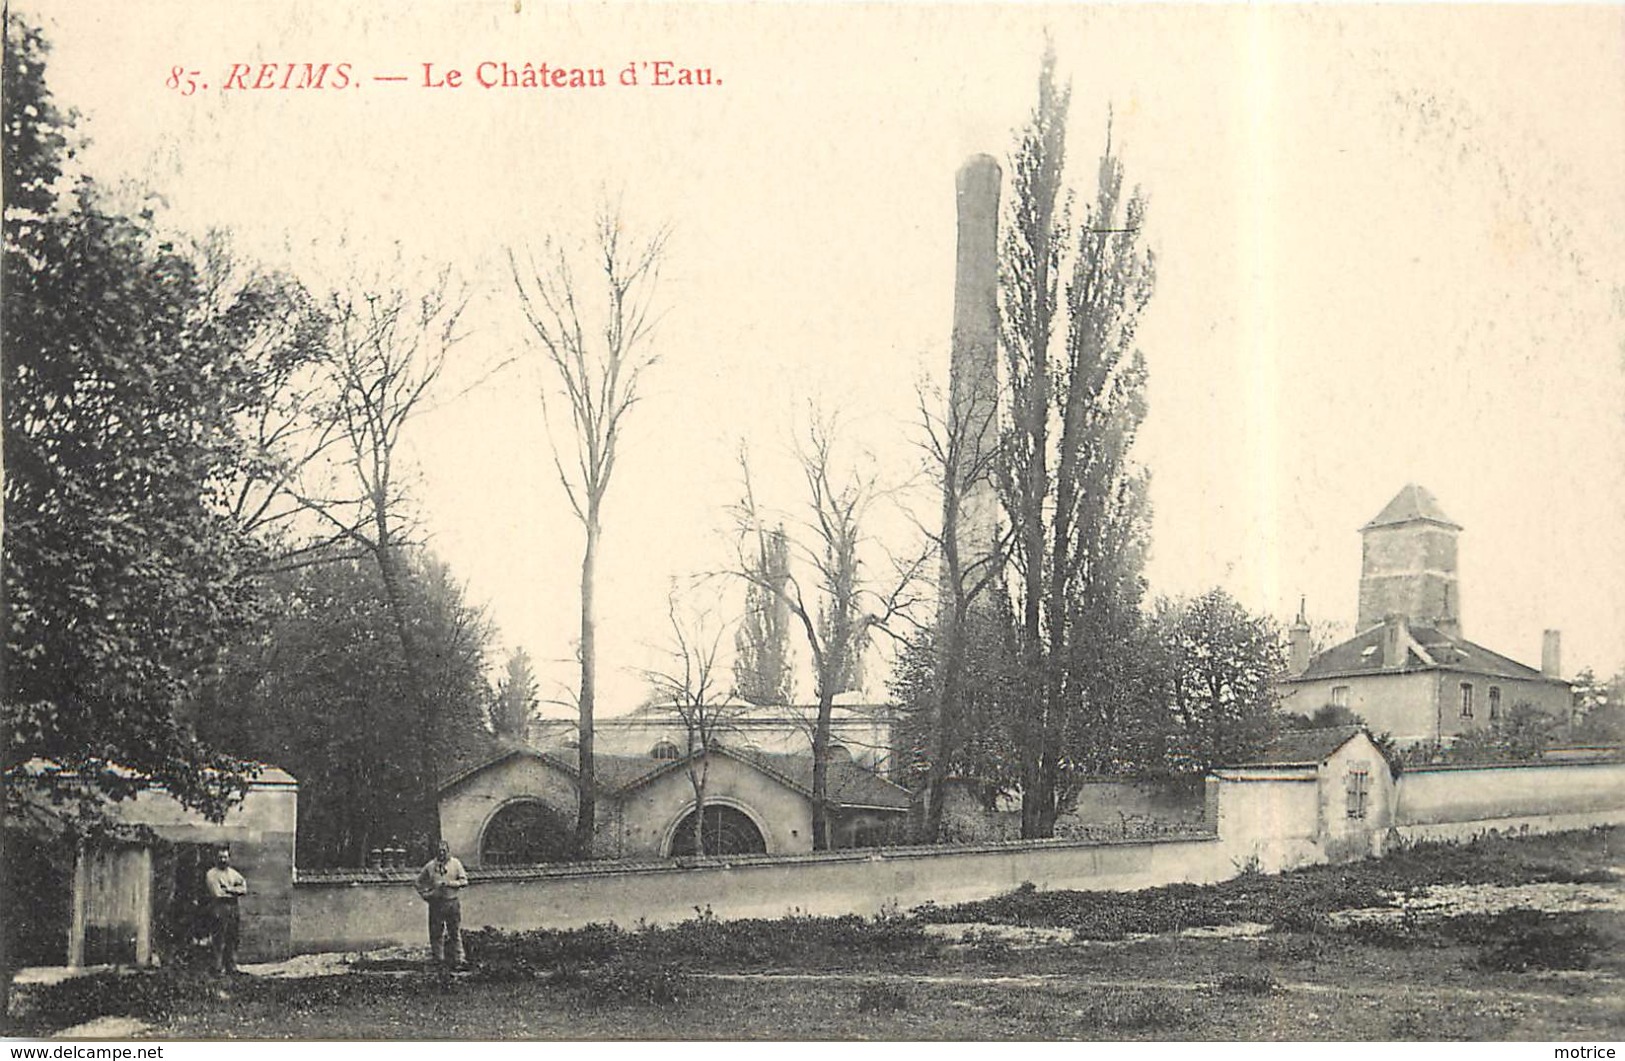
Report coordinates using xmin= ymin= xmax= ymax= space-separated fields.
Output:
xmin=650 ymin=740 xmax=681 ymax=760
xmin=480 ymin=800 xmax=573 ymax=866
xmin=668 ymin=805 xmax=767 ymax=857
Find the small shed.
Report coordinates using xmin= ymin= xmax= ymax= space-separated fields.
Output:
xmin=1220 ymin=727 xmax=1396 ymax=861
xmin=4 ymin=763 xmax=298 ymax=968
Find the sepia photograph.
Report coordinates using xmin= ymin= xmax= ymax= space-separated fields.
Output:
xmin=4 ymin=0 xmax=1624 ymax=1043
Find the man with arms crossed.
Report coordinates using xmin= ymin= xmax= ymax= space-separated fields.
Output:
xmin=204 ymin=845 xmax=248 ymax=973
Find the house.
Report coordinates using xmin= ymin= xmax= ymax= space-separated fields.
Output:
xmin=437 ymin=741 xmax=911 ymax=867
xmin=1281 ymin=485 xmax=1572 ymax=744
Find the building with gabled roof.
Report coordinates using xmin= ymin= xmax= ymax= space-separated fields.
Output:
xmin=436 ymin=739 xmax=911 ymax=867
xmin=1281 ymin=485 xmax=1571 ymax=744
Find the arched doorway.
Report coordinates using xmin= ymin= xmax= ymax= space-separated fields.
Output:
xmin=667 ymin=804 xmax=767 ymax=857
xmin=479 ymin=799 xmax=574 ymax=866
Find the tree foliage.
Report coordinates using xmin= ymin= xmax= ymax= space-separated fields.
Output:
xmin=1154 ymin=590 xmax=1284 ymax=772
xmin=492 ymin=648 xmax=541 ymax=740
xmin=890 ymin=589 xmax=1024 ymax=798
xmin=997 ymin=45 xmax=1156 ymax=835
xmin=196 ymin=551 xmax=494 ymax=867
xmin=2 ymin=21 xmax=313 ymax=818
xmin=734 ymin=523 xmax=796 ymax=706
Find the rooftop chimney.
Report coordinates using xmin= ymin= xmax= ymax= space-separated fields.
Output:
xmin=1288 ymin=597 xmax=1312 ymax=677
xmin=1381 ymin=615 xmax=1408 ymax=670
xmin=1541 ymin=629 xmax=1562 ymax=679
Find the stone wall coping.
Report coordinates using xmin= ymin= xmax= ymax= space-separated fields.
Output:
xmin=1402 ymin=755 xmax=1624 ymax=774
xmin=292 ymin=830 xmax=1221 ymax=887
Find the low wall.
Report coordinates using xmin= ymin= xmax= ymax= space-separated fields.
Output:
xmin=292 ymin=832 xmax=1231 ymax=953
xmin=289 ymin=757 xmax=1625 ymax=956
xmin=1390 ymin=758 xmax=1625 ymax=844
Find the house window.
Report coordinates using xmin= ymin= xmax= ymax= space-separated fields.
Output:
xmin=481 ymin=800 xmax=573 ymax=866
xmin=650 ymin=740 xmax=681 ymax=760
xmin=1345 ymin=768 xmax=1370 ymax=820
xmin=668 ymin=805 xmax=767 ymax=857
xmin=1331 ymin=686 xmax=1350 ymax=708
xmin=1459 ymin=683 xmax=1474 ymax=718
xmin=1488 ymin=687 xmax=1502 ymax=722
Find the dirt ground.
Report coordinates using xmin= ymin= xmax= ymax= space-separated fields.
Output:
xmin=10 ymin=827 xmax=1623 ymax=1041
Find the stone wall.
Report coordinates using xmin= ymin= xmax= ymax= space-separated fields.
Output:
xmin=1392 ymin=758 xmax=1625 ymax=841
xmin=288 ymin=757 xmax=1625 ymax=956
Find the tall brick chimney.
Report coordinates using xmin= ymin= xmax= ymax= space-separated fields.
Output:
xmin=944 ymin=154 xmax=1002 ymax=584
xmin=1542 ymin=629 xmax=1562 ymax=679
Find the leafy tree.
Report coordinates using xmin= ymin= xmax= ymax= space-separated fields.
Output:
xmin=890 ymin=589 xmax=1025 ymax=824
xmin=1447 ymin=701 xmax=1561 ymax=764
xmin=1572 ymin=702 xmax=1625 ymax=745
xmin=196 ymin=550 xmax=494 ymax=867
xmin=492 ymin=648 xmax=541 ymax=740
xmin=734 ymin=522 xmax=796 ymax=706
xmin=1568 ymin=667 xmax=1625 ymax=744
xmin=1154 ymin=589 xmax=1284 ymax=772
xmin=998 ymin=46 xmax=1155 ymax=835
xmin=510 ymin=210 xmax=668 ymax=856
xmin=2 ymin=20 xmax=309 ymax=818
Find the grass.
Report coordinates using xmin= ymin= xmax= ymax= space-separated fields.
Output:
xmin=7 ymin=826 xmax=1621 ymax=1041
xmin=914 ymin=825 xmax=1620 ymax=939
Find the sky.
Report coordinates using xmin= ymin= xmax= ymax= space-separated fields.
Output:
xmin=24 ymin=1 xmax=1625 ymax=714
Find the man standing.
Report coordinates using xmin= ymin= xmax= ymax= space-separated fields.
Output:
xmin=203 ymin=846 xmax=248 ymax=973
xmin=415 ymin=840 xmax=468 ymax=968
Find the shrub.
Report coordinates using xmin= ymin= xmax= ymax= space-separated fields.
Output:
xmin=578 ymin=959 xmax=689 ymax=1006
xmin=1472 ymin=912 xmax=1601 ymax=973
xmin=855 ymin=981 xmax=909 ymax=1014
xmin=1217 ymin=970 xmax=1276 ymax=995
xmin=1256 ymin=932 xmax=1324 ymax=962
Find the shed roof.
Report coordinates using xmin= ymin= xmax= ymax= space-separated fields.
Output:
xmin=1232 ymin=726 xmax=1368 ymax=767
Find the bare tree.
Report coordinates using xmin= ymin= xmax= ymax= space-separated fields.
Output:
xmin=312 ymin=273 xmax=466 ymax=655
xmin=643 ymin=589 xmax=743 ymax=855
xmin=280 ymin=271 xmax=470 ymax=847
xmin=510 ymin=210 xmax=669 ymax=855
xmin=912 ymin=376 xmax=1013 ymax=840
xmin=733 ymin=419 xmax=926 ymax=849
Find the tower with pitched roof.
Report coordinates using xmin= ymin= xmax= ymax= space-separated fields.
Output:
xmin=1356 ymin=483 xmax=1462 ymax=638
